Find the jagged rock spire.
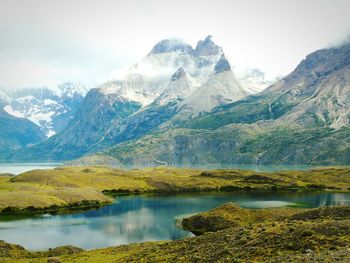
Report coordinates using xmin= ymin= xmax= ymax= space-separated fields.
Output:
xmin=149 ymin=39 xmax=194 ymax=54
xmin=171 ymin=67 xmax=186 ymax=81
xmin=214 ymin=54 xmax=231 ymax=74
xmin=195 ymin=35 xmax=223 ymax=56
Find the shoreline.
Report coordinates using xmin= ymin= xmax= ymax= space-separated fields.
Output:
xmin=0 ymin=166 xmax=349 ymax=216
xmin=1 ymin=204 xmax=350 ymax=262
xmin=1 ymin=187 xmax=346 ymax=217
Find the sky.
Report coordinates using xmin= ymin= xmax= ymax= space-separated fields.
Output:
xmin=0 ymin=0 xmax=350 ymax=91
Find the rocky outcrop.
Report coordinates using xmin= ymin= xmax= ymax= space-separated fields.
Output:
xmin=171 ymin=67 xmax=186 ymax=81
xmin=149 ymin=39 xmax=194 ymax=55
xmin=195 ymin=35 xmax=223 ymax=56
xmin=214 ymin=54 xmax=231 ymax=74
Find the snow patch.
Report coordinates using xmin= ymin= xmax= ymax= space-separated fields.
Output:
xmin=46 ymin=130 xmax=56 ymax=137
xmin=3 ymin=105 xmax=26 ymax=118
xmin=43 ymin=99 xmax=58 ymax=106
xmin=17 ymin=96 xmax=35 ymax=102
xmin=27 ymin=111 xmax=56 ymax=126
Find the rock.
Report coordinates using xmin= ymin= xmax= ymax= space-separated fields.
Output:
xmin=150 ymin=39 xmax=194 ymax=54
xmin=214 ymin=54 xmax=231 ymax=74
xmin=47 ymin=257 xmax=61 ymax=263
xmin=171 ymin=68 xmax=186 ymax=81
xmin=46 ymin=245 xmax=84 ymax=257
xmin=195 ymin=35 xmax=223 ymax=56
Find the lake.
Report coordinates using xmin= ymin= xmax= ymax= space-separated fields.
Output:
xmin=0 ymin=191 xmax=349 ymax=250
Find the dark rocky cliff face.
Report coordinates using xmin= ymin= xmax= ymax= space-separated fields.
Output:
xmin=195 ymin=35 xmax=222 ymax=56
xmin=214 ymin=54 xmax=231 ymax=74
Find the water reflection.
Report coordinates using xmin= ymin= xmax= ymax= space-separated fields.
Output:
xmin=0 ymin=191 xmax=349 ymax=250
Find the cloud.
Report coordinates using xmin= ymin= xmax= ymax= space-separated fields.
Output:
xmin=0 ymin=0 xmax=350 ymax=89
xmin=0 ymin=25 xmax=133 ymax=90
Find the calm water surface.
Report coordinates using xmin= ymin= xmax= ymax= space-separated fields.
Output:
xmin=0 ymin=191 xmax=349 ymax=250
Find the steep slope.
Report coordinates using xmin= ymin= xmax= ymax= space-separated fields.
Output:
xmin=179 ymin=55 xmax=248 ymax=114
xmin=265 ymin=42 xmax=350 ymax=128
xmin=276 ymin=44 xmax=350 ymax=128
xmin=154 ymin=67 xmax=199 ymax=106
xmin=0 ymin=107 xmax=45 ymax=158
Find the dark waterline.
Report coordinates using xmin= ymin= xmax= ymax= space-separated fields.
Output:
xmin=0 ymin=191 xmax=349 ymax=250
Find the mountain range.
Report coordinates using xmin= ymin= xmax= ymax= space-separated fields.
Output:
xmin=2 ymin=36 xmax=350 ymax=166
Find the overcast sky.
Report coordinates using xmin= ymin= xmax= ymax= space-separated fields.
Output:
xmin=0 ymin=0 xmax=350 ymax=90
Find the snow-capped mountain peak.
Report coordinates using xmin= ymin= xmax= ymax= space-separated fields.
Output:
xmin=94 ymin=36 xmax=265 ymax=113
xmin=179 ymin=67 xmax=248 ymax=114
xmin=103 ymin=36 xmax=230 ymax=107
xmin=155 ymin=68 xmax=200 ymax=106
xmin=3 ymin=83 xmax=87 ymax=137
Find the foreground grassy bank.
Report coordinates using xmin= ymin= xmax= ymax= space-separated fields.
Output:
xmin=0 ymin=166 xmax=350 ymax=215
xmin=1 ymin=205 xmax=350 ymax=262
